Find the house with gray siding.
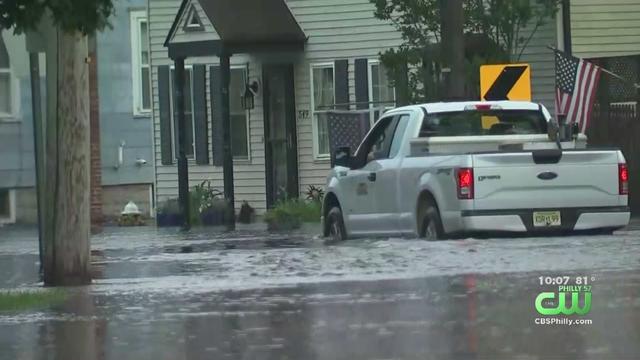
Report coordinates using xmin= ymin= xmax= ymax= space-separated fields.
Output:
xmin=0 ymin=0 xmax=155 ymax=224
xmin=148 ymin=0 xmax=560 ymax=215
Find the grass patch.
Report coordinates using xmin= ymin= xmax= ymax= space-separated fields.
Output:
xmin=0 ymin=289 xmax=67 ymax=312
xmin=264 ymin=199 xmax=322 ymax=231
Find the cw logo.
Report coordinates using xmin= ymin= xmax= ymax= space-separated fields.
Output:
xmin=535 ymin=292 xmax=591 ymax=316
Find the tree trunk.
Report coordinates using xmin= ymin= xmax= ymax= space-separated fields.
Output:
xmin=43 ymin=29 xmax=91 ymax=286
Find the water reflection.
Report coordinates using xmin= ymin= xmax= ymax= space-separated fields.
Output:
xmin=1 ymin=272 xmax=640 ymax=359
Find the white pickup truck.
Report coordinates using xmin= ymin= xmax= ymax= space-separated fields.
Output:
xmin=322 ymin=101 xmax=630 ymax=242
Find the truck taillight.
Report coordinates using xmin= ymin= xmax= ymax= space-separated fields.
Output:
xmin=457 ymin=168 xmax=474 ymax=199
xmin=619 ymin=163 xmax=629 ymax=195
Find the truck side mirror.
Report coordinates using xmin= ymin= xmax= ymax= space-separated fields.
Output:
xmin=333 ymin=146 xmax=352 ymax=168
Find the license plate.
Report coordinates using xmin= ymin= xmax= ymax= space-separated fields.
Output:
xmin=533 ymin=211 xmax=561 ymax=227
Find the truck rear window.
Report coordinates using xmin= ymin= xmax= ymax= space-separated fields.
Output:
xmin=420 ymin=110 xmax=548 ymax=137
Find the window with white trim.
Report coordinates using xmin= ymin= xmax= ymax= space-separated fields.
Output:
xmin=369 ymin=60 xmax=396 ymax=119
xmin=0 ymin=34 xmax=12 ymax=117
xmin=130 ymin=10 xmax=151 ymax=115
xmin=0 ymin=189 xmax=15 ymax=223
xmin=311 ymin=63 xmax=335 ymax=158
xmin=230 ymin=67 xmax=250 ymax=159
xmin=169 ymin=67 xmax=195 ymax=158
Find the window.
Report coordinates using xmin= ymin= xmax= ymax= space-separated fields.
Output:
xmin=352 ymin=116 xmax=399 ymax=169
xmin=230 ymin=67 xmax=249 ymax=159
xmin=0 ymin=34 xmax=11 ymax=116
xmin=311 ymin=64 xmax=335 ymax=158
xmin=169 ymin=66 xmax=249 ymax=161
xmin=369 ymin=61 xmax=396 ymax=122
xmin=184 ymin=5 xmax=204 ymax=31
xmin=389 ymin=115 xmax=410 ymax=158
xmin=169 ymin=67 xmax=195 ymax=158
xmin=130 ymin=10 xmax=151 ymax=115
xmin=0 ymin=189 xmax=15 ymax=223
xmin=420 ymin=110 xmax=548 ymax=137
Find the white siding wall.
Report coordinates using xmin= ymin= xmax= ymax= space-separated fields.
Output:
xmin=150 ymin=0 xmax=266 ymax=211
xmin=517 ymin=17 xmax=558 ymax=114
xmin=571 ymin=0 xmax=640 ymax=58
xmin=287 ymin=0 xmax=403 ymax=192
xmin=149 ymin=0 xmax=557 ymax=212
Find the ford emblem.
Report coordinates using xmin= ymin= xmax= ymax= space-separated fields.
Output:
xmin=537 ymin=171 xmax=558 ymax=180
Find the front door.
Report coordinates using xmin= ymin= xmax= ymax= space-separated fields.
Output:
xmin=263 ymin=64 xmax=299 ymax=208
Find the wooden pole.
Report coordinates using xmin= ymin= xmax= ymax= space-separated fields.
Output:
xmin=220 ymin=53 xmax=236 ymax=230
xmin=174 ymin=57 xmax=191 ymax=230
xmin=43 ymin=29 xmax=91 ymax=286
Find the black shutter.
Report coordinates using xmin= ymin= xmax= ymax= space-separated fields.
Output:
xmin=354 ymin=58 xmax=369 ymax=110
xmin=158 ymin=65 xmax=173 ymax=165
xmin=334 ymin=59 xmax=349 ymax=110
xmin=193 ymin=65 xmax=209 ymax=164
xmin=210 ymin=65 xmax=224 ymax=167
xmin=395 ymin=60 xmax=410 ymax=106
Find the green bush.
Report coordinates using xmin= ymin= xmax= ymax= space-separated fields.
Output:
xmin=264 ymin=199 xmax=321 ymax=231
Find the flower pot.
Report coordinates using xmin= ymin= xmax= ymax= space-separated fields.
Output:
xmin=157 ymin=213 xmax=184 ymax=227
xmin=200 ymin=208 xmax=226 ymax=226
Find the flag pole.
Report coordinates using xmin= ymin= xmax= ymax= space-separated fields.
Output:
xmin=547 ymin=45 xmax=640 ymax=89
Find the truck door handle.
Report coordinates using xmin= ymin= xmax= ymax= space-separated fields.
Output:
xmin=368 ymin=172 xmax=377 ymax=182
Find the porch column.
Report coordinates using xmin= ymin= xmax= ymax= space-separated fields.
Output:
xmin=174 ymin=57 xmax=191 ymax=230
xmin=220 ymin=52 xmax=236 ymax=229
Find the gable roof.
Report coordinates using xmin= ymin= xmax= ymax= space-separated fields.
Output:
xmin=164 ymin=0 xmax=306 ymax=50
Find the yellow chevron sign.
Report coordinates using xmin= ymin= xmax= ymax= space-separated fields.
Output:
xmin=480 ymin=64 xmax=531 ymax=101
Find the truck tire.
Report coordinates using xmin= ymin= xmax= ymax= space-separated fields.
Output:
xmin=326 ymin=207 xmax=347 ymax=244
xmin=419 ymin=202 xmax=445 ymax=241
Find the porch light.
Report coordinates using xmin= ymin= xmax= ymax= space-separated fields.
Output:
xmin=241 ymin=81 xmax=259 ymax=110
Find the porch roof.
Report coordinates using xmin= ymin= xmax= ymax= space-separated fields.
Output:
xmin=164 ymin=0 xmax=307 ymax=59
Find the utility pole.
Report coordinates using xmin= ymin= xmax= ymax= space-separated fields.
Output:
xmin=43 ymin=28 xmax=92 ymax=286
xmin=440 ymin=0 xmax=465 ymax=100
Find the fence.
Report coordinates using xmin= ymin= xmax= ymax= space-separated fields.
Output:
xmin=589 ymin=103 xmax=640 ymax=213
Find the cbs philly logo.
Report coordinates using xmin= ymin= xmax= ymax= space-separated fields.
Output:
xmin=535 ymin=291 xmax=592 ymax=316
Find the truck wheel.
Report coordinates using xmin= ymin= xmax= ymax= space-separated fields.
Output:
xmin=420 ymin=203 xmax=445 ymax=241
xmin=326 ymin=207 xmax=347 ymax=244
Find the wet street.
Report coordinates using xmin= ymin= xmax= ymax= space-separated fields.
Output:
xmin=1 ymin=225 xmax=640 ymax=359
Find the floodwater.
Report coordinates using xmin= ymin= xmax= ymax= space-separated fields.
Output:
xmin=1 ymin=225 xmax=639 ymax=359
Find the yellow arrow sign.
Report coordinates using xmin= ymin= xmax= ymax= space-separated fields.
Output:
xmin=481 ymin=64 xmax=531 ymax=101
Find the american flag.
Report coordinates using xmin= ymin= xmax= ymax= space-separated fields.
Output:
xmin=326 ymin=110 xmax=371 ymax=167
xmin=555 ymin=50 xmax=602 ymax=133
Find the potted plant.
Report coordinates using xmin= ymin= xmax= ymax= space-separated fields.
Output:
xmin=156 ymin=198 xmax=183 ymax=227
xmin=194 ymin=180 xmax=227 ymax=226
xmin=238 ymin=201 xmax=255 ymax=224
xmin=200 ymin=198 xmax=228 ymax=226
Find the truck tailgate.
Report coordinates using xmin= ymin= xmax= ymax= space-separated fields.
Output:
xmin=472 ymin=150 xmax=621 ymax=210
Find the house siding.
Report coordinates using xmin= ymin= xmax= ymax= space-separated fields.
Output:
xmin=149 ymin=0 xmax=558 ymax=213
xmin=571 ymin=0 xmax=640 ymax=58
xmin=97 ymin=0 xmax=154 ymax=186
xmin=1 ymin=0 xmax=156 ymax=222
xmin=0 ymin=31 xmax=38 ymax=189
xmin=151 ymin=0 xmax=267 ymax=210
